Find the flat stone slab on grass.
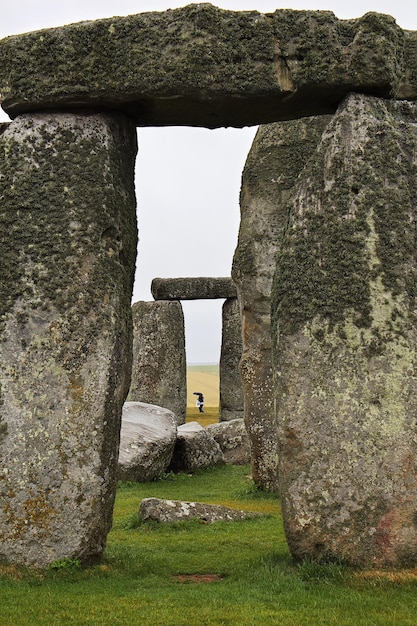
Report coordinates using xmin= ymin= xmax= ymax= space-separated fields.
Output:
xmin=118 ymin=402 xmax=177 ymax=482
xmin=140 ymin=497 xmax=260 ymax=523
xmin=1 ymin=6 xmax=415 ymax=127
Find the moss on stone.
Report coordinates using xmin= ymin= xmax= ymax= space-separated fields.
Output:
xmin=151 ymin=277 xmax=236 ymax=300
xmin=271 ymin=95 xmax=417 ymax=339
xmin=0 ymin=113 xmax=137 ymax=373
xmin=0 ymin=5 xmax=278 ymax=125
xmin=273 ymin=94 xmax=417 ymax=566
xmin=232 ymin=114 xmax=332 ymax=491
xmin=0 ymin=112 xmax=138 ymax=566
xmin=0 ymin=6 xmax=414 ymax=126
xmin=270 ymin=10 xmax=405 ymax=92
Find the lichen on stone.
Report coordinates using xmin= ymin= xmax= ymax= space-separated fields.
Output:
xmin=272 ymin=95 xmax=417 ymax=339
xmin=0 ymin=112 xmax=138 ymax=567
xmin=0 ymin=6 xmax=415 ymax=126
xmin=273 ymin=94 xmax=417 ymax=567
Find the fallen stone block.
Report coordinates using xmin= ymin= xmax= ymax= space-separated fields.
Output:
xmin=169 ymin=422 xmax=224 ymax=473
xmin=206 ymin=419 xmax=250 ymax=465
xmin=139 ymin=497 xmax=260 ymax=523
xmin=118 ymin=402 xmax=177 ymax=483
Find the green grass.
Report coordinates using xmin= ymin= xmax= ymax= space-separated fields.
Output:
xmin=2 ymin=465 xmax=417 ymax=625
xmin=186 ymin=405 xmax=219 ymax=426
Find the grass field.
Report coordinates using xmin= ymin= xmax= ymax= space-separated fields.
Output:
xmin=186 ymin=405 xmax=219 ymax=426
xmin=187 ymin=364 xmax=219 ymax=407
xmin=2 ymin=465 xmax=417 ymax=625
xmin=2 ymin=367 xmax=417 ymax=625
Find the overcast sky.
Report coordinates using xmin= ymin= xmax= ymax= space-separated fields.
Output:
xmin=1 ymin=1 xmax=416 ymax=363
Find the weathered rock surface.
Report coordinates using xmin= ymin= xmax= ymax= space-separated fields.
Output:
xmin=140 ymin=497 xmax=260 ymax=523
xmin=169 ymin=422 xmax=224 ymax=473
xmin=272 ymin=94 xmax=417 ymax=567
xmin=151 ymin=277 xmax=236 ymax=300
xmin=118 ymin=402 xmax=177 ymax=482
xmin=1 ymin=6 xmax=415 ymax=127
xmin=0 ymin=112 xmax=137 ymax=567
xmin=232 ymin=115 xmax=331 ymax=491
xmin=206 ymin=419 xmax=250 ymax=465
xmin=219 ymin=298 xmax=244 ymax=422
xmin=128 ymin=300 xmax=186 ymax=424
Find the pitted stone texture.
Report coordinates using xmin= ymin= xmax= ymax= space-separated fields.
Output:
xmin=140 ymin=497 xmax=260 ymax=524
xmin=118 ymin=402 xmax=177 ymax=482
xmin=1 ymin=7 xmax=415 ymax=127
xmin=272 ymin=94 xmax=417 ymax=567
xmin=0 ymin=112 xmax=137 ymax=568
xmin=206 ymin=419 xmax=250 ymax=465
xmin=151 ymin=277 xmax=236 ymax=301
xmin=232 ymin=115 xmax=331 ymax=491
xmin=219 ymin=298 xmax=243 ymax=422
xmin=128 ymin=301 xmax=186 ymax=424
xmin=169 ymin=422 xmax=224 ymax=473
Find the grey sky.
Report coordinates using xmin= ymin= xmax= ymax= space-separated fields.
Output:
xmin=1 ymin=1 xmax=416 ymax=362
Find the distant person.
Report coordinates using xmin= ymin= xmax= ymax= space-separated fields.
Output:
xmin=193 ymin=391 xmax=204 ymax=413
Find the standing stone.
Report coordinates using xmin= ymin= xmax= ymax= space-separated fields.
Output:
xmin=0 ymin=112 xmax=137 ymax=567
xmin=232 ymin=115 xmax=331 ymax=491
xmin=128 ymin=301 xmax=186 ymax=425
xmin=219 ymin=298 xmax=243 ymax=422
xmin=272 ymin=94 xmax=417 ymax=567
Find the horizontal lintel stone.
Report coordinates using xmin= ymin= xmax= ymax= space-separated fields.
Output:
xmin=0 ymin=5 xmax=415 ymax=127
xmin=151 ymin=277 xmax=237 ymax=300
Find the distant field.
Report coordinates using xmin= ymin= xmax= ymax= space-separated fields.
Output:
xmin=187 ymin=364 xmax=219 ymax=374
xmin=187 ymin=364 xmax=219 ymax=407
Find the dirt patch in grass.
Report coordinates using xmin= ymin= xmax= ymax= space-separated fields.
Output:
xmin=0 ymin=565 xmax=27 ymax=580
xmin=354 ymin=569 xmax=417 ymax=583
xmin=172 ymin=573 xmax=224 ymax=584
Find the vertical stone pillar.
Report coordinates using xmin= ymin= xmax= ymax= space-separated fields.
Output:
xmin=0 ymin=112 xmax=137 ymax=567
xmin=273 ymin=95 xmax=417 ymax=567
xmin=219 ymin=298 xmax=243 ymax=422
xmin=232 ymin=115 xmax=331 ymax=491
xmin=128 ymin=300 xmax=186 ymax=425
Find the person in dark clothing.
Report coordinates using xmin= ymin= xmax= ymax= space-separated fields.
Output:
xmin=193 ymin=391 xmax=204 ymax=413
